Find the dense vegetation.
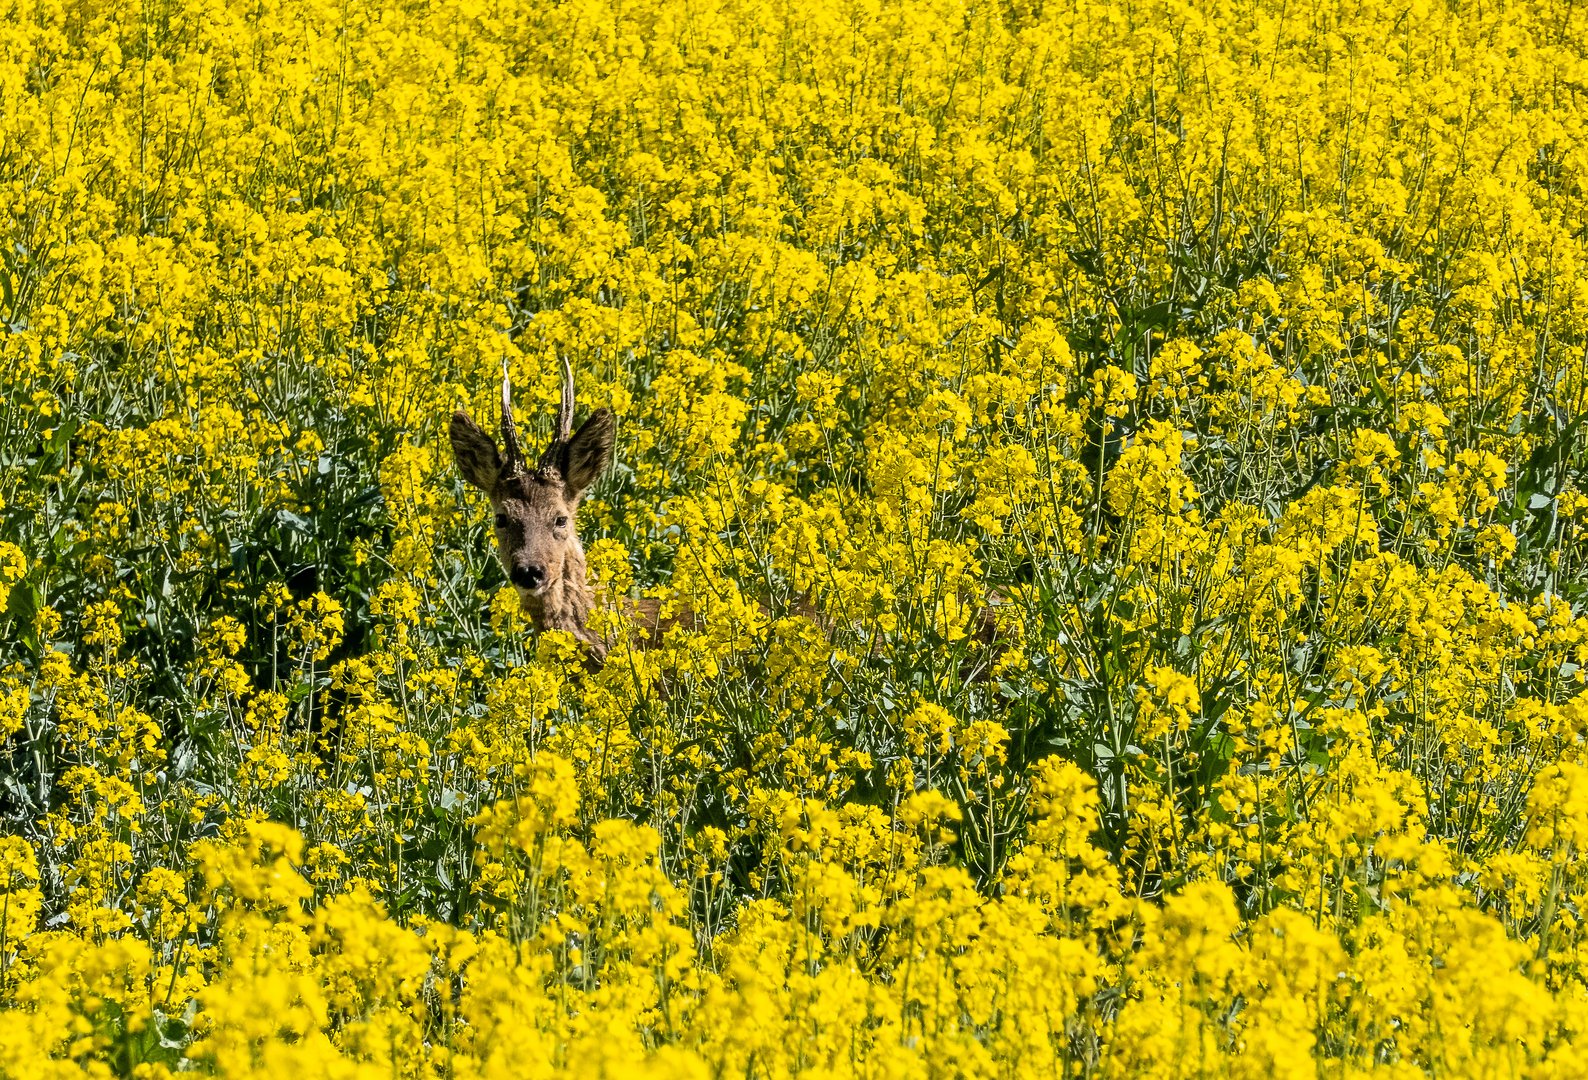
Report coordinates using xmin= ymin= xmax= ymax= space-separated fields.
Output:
xmin=5 ymin=0 xmax=1588 ymax=1073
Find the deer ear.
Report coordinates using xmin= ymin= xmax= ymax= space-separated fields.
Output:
xmin=563 ymin=408 xmax=615 ymax=499
xmin=450 ymin=410 xmax=502 ymax=491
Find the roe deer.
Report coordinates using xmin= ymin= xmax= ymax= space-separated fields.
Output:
xmin=450 ymin=357 xmax=616 ymax=663
xmin=452 ymin=361 xmax=1012 ymax=674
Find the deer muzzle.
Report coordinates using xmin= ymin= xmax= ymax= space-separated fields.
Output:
xmin=510 ymin=563 xmax=547 ymax=592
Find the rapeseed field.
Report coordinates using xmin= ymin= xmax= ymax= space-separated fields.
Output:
xmin=4 ymin=0 xmax=1588 ymax=1073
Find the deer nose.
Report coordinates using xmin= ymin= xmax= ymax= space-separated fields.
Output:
xmin=511 ymin=564 xmax=545 ymax=590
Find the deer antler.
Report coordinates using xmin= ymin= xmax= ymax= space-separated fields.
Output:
xmin=500 ymin=357 xmax=526 ymax=476
xmin=540 ymin=352 xmax=576 ymax=470
xmin=557 ymin=352 xmax=575 ymax=444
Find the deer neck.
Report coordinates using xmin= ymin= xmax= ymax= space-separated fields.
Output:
xmin=523 ymin=541 xmax=603 ymax=655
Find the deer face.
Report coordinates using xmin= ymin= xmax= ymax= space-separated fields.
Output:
xmin=449 ymin=359 xmax=614 ymax=612
xmin=483 ymin=468 xmax=579 ymax=598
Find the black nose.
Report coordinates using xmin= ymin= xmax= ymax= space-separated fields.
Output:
xmin=511 ymin=564 xmax=545 ymax=590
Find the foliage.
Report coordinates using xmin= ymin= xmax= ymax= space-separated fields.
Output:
xmin=5 ymin=0 xmax=1588 ymax=1073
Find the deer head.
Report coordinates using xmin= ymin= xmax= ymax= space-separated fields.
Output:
xmin=450 ymin=355 xmax=615 ymax=657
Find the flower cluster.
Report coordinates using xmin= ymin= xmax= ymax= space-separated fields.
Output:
xmin=4 ymin=0 xmax=1588 ymax=1074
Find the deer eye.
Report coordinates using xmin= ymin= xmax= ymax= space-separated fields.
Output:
xmin=493 ymin=513 xmax=509 ymax=530
xmin=555 ymin=515 xmax=569 ymax=528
